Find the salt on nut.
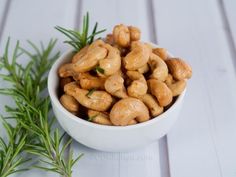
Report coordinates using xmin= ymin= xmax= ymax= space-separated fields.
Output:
xmin=77 ymin=72 xmax=105 ymax=90
xmin=98 ymin=44 xmax=121 ymax=76
xmin=104 ymin=74 xmax=128 ymax=98
xmin=64 ymin=82 xmax=113 ymax=112
xmin=140 ymin=94 xmax=163 ymax=117
xmin=113 ymin=24 xmax=130 ymax=47
xmin=152 ymin=48 xmax=168 ymax=60
xmin=110 ymin=97 xmax=150 ymax=126
xmin=72 ymin=40 xmax=108 ymax=72
xmin=128 ymin=26 xmax=141 ymax=41
xmin=88 ymin=110 xmax=112 ymax=125
xmin=60 ymin=94 xmax=79 ymax=113
xmin=148 ymin=53 xmax=168 ymax=81
xmin=147 ymin=79 xmax=173 ymax=107
xmin=165 ymin=58 xmax=192 ymax=80
xmin=123 ymin=41 xmax=151 ymax=70
xmin=126 ymin=71 xmax=147 ymax=98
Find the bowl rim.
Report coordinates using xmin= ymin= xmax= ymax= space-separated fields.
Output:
xmin=48 ymin=44 xmax=186 ymax=130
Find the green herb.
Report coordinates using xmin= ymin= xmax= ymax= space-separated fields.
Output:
xmin=0 ymin=38 xmax=82 ymax=177
xmin=55 ymin=12 xmax=106 ymax=51
xmin=94 ymin=66 xmax=105 ymax=74
xmin=88 ymin=114 xmax=98 ymax=122
xmin=86 ymin=88 xmax=96 ymax=98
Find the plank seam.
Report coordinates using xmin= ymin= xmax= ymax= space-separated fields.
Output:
xmin=217 ymin=0 xmax=236 ymax=72
xmin=0 ymin=0 xmax=11 ymax=42
xmin=148 ymin=0 xmax=158 ymax=44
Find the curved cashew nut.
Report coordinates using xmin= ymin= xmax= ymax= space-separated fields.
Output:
xmin=72 ymin=40 xmax=108 ymax=72
xmin=153 ymin=48 xmax=168 ymax=60
xmin=110 ymin=97 xmax=150 ymax=126
xmin=123 ymin=41 xmax=151 ymax=70
xmin=148 ymin=53 xmax=168 ymax=81
xmin=126 ymin=71 xmax=147 ymax=98
xmin=140 ymin=94 xmax=163 ymax=117
xmin=60 ymin=94 xmax=79 ymax=113
xmin=98 ymin=44 xmax=121 ymax=76
xmin=147 ymin=79 xmax=173 ymax=107
xmin=113 ymin=24 xmax=130 ymax=47
xmin=58 ymin=63 xmax=74 ymax=78
xmin=137 ymin=64 xmax=149 ymax=74
xmin=165 ymin=58 xmax=192 ymax=80
xmin=72 ymin=45 xmax=89 ymax=63
xmin=76 ymin=72 xmax=105 ymax=90
xmin=64 ymin=82 xmax=113 ymax=111
xmin=165 ymin=75 xmax=186 ymax=96
xmin=104 ymin=74 xmax=128 ymax=98
xmin=88 ymin=110 xmax=112 ymax=125
xmin=128 ymin=26 xmax=141 ymax=41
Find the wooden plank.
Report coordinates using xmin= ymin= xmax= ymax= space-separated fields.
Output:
xmin=0 ymin=0 xmax=8 ymax=41
xmin=153 ymin=0 xmax=236 ymax=177
xmin=72 ymin=1 xmax=161 ymax=177
xmin=0 ymin=0 xmax=78 ymax=176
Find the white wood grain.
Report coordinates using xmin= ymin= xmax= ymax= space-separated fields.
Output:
xmin=72 ymin=1 xmax=161 ymax=177
xmin=0 ymin=0 xmax=78 ymax=176
xmin=153 ymin=0 xmax=236 ymax=177
xmin=222 ymin=0 xmax=236 ymax=47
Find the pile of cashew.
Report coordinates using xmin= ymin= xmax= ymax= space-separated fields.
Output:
xmin=58 ymin=24 xmax=192 ymax=126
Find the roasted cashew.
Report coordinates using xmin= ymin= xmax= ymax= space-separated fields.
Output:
xmin=110 ymin=97 xmax=150 ymax=126
xmin=153 ymin=48 xmax=168 ymax=60
xmin=58 ymin=63 xmax=74 ymax=78
xmin=147 ymin=79 xmax=173 ymax=107
xmin=60 ymin=94 xmax=79 ymax=113
xmin=77 ymin=72 xmax=105 ymax=90
xmin=128 ymin=26 xmax=141 ymax=41
xmin=113 ymin=24 xmax=130 ymax=47
xmin=166 ymin=58 xmax=192 ymax=80
xmin=123 ymin=41 xmax=151 ymax=70
xmin=140 ymin=94 xmax=163 ymax=117
xmin=88 ymin=110 xmax=112 ymax=125
xmin=72 ymin=45 xmax=89 ymax=63
xmin=165 ymin=76 xmax=186 ymax=96
xmin=137 ymin=63 xmax=149 ymax=74
xmin=148 ymin=53 xmax=168 ymax=81
xmin=64 ymin=82 xmax=113 ymax=111
xmin=128 ymin=119 xmax=138 ymax=125
xmin=165 ymin=74 xmax=173 ymax=86
xmin=126 ymin=71 xmax=147 ymax=98
xmin=104 ymin=74 xmax=128 ymax=98
xmin=72 ymin=40 xmax=108 ymax=72
xmin=98 ymin=44 xmax=121 ymax=76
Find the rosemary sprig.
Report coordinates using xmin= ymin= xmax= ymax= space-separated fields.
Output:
xmin=55 ymin=12 xmax=106 ymax=51
xmin=0 ymin=38 xmax=82 ymax=177
xmin=86 ymin=88 xmax=96 ymax=98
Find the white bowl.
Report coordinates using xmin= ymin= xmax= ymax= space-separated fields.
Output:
xmin=48 ymin=47 xmax=186 ymax=152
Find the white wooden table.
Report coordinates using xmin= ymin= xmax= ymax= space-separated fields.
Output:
xmin=0 ymin=0 xmax=236 ymax=177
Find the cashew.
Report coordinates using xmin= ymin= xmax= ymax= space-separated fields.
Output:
xmin=137 ymin=64 xmax=149 ymax=74
xmin=72 ymin=45 xmax=89 ymax=63
xmin=59 ymin=77 xmax=73 ymax=90
xmin=165 ymin=58 xmax=192 ymax=80
xmin=88 ymin=110 xmax=112 ymax=125
xmin=168 ymin=80 xmax=186 ymax=96
xmin=148 ymin=53 xmax=168 ymax=81
xmin=165 ymin=74 xmax=174 ymax=86
xmin=110 ymin=97 xmax=150 ymax=126
xmin=126 ymin=71 xmax=147 ymax=98
xmin=64 ymin=82 xmax=113 ymax=111
xmin=105 ymin=34 xmax=114 ymax=45
xmin=58 ymin=63 xmax=74 ymax=78
xmin=60 ymin=94 xmax=79 ymax=113
xmin=72 ymin=40 xmax=108 ymax=72
xmin=113 ymin=24 xmax=130 ymax=47
xmin=153 ymin=48 xmax=168 ymax=60
xmin=104 ymin=74 xmax=128 ymax=98
xmin=147 ymin=79 xmax=173 ymax=107
xmin=128 ymin=119 xmax=138 ymax=125
xmin=140 ymin=94 xmax=163 ymax=117
xmin=128 ymin=26 xmax=141 ymax=41
xmin=77 ymin=72 xmax=105 ymax=90
xmin=123 ymin=41 xmax=151 ymax=70
xmin=98 ymin=44 xmax=121 ymax=76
